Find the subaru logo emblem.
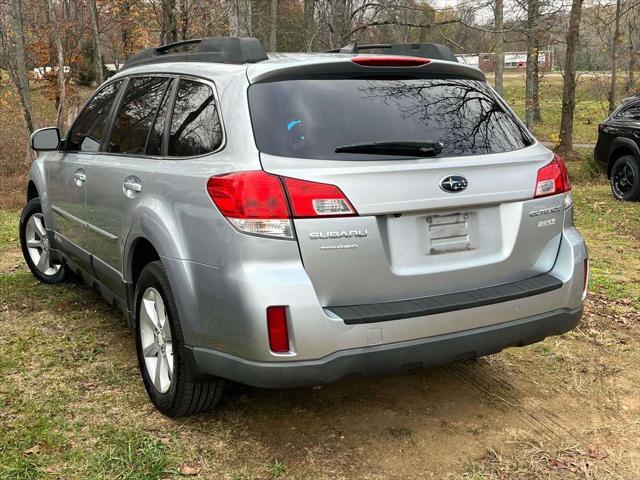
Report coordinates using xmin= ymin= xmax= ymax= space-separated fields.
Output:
xmin=439 ymin=175 xmax=468 ymax=193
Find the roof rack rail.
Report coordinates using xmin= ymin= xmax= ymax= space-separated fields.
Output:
xmin=121 ymin=37 xmax=269 ymax=71
xmin=327 ymin=41 xmax=458 ymax=63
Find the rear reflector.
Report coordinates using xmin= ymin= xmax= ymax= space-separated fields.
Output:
xmin=583 ymin=257 xmax=589 ymax=293
xmin=534 ymin=154 xmax=571 ymax=198
xmin=351 ymin=56 xmax=431 ymax=67
xmin=207 ymin=171 xmax=357 ymax=238
xmin=267 ymin=306 xmax=289 ymax=353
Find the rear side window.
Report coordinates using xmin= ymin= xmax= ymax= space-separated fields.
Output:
xmin=619 ymin=102 xmax=640 ymax=120
xmin=66 ymin=81 xmax=122 ymax=152
xmin=108 ymin=76 xmax=171 ymax=154
xmin=168 ymin=79 xmax=223 ymax=157
xmin=248 ymin=78 xmax=533 ymax=160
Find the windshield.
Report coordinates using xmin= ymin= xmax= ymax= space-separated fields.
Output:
xmin=248 ymin=78 xmax=533 ymax=160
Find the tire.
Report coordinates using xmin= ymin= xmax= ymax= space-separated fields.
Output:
xmin=134 ymin=261 xmax=224 ymax=417
xmin=610 ymin=155 xmax=640 ymax=201
xmin=19 ymin=198 xmax=67 ymax=284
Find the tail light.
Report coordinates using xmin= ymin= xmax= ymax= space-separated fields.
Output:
xmin=282 ymin=177 xmax=355 ymax=217
xmin=267 ymin=306 xmax=289 ymax=353
xmin=351 ymin=56 xmax=431 ymax=67
xmin=534 ymin=154 xmax=571 ymax=198
xmin=206 ymin=171 xmax=357 ymax=239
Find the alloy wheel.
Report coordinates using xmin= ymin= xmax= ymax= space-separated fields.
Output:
xmin=612 ymin=161 xmax=636 ymax=198
xmin=25 ymin=213 xmax=61 ymax=276
xmin=139 ymin=287 xmax=174 ymax=393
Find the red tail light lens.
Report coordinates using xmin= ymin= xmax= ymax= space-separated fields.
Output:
xmin=351 ymin=56 xmax=431 ymax=67
xmin=206 ymin=171 xmax=357 ymax=238
xmin=267 ymin=306 xmax=289 ymax=353
xmin=206 ymin=171 xmax=289 ymax=219
xmin=282 ymin=177 xmax=356 ymax=218
xmin=534 ymin=154 xmax=571 ymax=198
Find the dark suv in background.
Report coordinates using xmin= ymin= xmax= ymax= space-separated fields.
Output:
xmin=595 ymin=97 xmax=640 ymax=201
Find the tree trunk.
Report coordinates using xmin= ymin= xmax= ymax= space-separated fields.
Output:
xmin=494 ymin=0 xmax=504 ymax=95
xmin=269 ymin=0 xmax=278 ymax=51
xmin=48 ymin=0 xmax=66 ymax=132
xmin=228 ymin=0 xmax=251 ymax=37
xmin=159 ymin=0 xmax=178 ymax=44
xmin=88 ymin=0 xmax=103 ymax=84
xmin=304 ymin=0 xmax=314 ymax=51
xmin=532 ymin=40 xmax=542 ymax=122
xmin=525 ymin=0 xmax=540 ymax=128
xmin=628 ymin=18 xmax=636 ymax=93
xmin=608 ymin=0 xmax=621 ymax=114
xmin=558 ymin=0 xmax=584 ymax=156
xmin=329 ymin=0 xmax=348 ymax=49
xmin=8 ymin=0 xmax=35 ymax=144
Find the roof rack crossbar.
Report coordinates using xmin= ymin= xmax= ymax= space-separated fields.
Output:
xmin=327 ymin=41 xmax=458 ymax=63
xmin=121 ymin=37 xmax=269 ymax=71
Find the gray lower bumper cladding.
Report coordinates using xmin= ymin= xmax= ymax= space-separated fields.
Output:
xmin=189 ymin=307 xmax=583 ymax=389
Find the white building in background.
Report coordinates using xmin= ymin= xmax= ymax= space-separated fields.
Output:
xmin=456 ymin=55 xmax=480 ymax=68
xmin=32 ymin=66 xmax=71 ymax=79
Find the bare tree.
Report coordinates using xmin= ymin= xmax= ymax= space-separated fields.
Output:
xmin=156 ymin=0 xmax=178 ymax=44
xmin=304 ymin=0 xmax=314 ymax=50
xmin=628 ymin=13 xmax=637 ymax=93
xmin=608 ymin=0 xmax=621 ymax=113
xmin=89 ymin=0 xmax=103 ymax=84
xmin=269 ymin=0 xmax=278 ymax=51
xmin=6 ymin=0 xmax=35 ymax=137
xmin=47 ymin=0 xmax=66 ymax=131
xmin=228 ymin=0 xmax=251 ymax=37
xmin=525 ymin=0 xmax=541 ymax=127
xmin=558 ymin=0 xmax=584 ymax=156
xmin=494 ymin=0 xmax=504 ymax=95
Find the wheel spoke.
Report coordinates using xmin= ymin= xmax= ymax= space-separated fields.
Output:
xmin=36 ymin=250 xmax=50 ymax=272
xmin=154 ymin=354 xmax=163 ymax=389
xmin=27 ymin=239 xmax=43 ymax=249
xmin=155 ymin=298 xmax=166 ymax=329
xmin=143 ymin=342 xmax=158 ymax=358
xmin=143 ymin=298 xmax=160 ymax=329
xmin=32 ymin=215 xmax=47 ymax=238
xmin=163 ymin=353 xmax=173 ymax=382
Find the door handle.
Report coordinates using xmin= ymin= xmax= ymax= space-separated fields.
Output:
xmin=123 ymin=181 xmax=142 ymax=192
xmin=73 ymin=169 xmax=86 ymax=186
xmin=123 ymin=176 xmax=142 ymax=198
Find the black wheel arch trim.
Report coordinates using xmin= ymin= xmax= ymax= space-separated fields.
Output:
xmin=608 ymin=137 xmax=640 ymax=177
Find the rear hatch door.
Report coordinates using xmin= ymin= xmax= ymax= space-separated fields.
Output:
xmin=249 ymin=72 xmax=565 ymax=306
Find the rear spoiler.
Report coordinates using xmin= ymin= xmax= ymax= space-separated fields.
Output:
xmin=247 ymin=57 xmax=485 ymax=84
xmin=327 ymin=41 xmax=459 ymax=63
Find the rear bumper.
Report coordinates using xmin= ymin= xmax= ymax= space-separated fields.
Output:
xmin=189 ymin=306 xmax=583 ymax=388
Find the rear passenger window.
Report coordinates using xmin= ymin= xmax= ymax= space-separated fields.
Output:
xmin=66 ymin=81 xmax=122 ymax=152
xmin=109 ymin=76 xmax=170 ymax=154
xmin=168 ymin=79 xmax=222 ymax=156
xmin=621 ymin=103 xmax=640 ymax=120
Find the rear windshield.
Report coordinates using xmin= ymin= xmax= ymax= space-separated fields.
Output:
xmin=248 ymin=78 xmax=533 ymax=160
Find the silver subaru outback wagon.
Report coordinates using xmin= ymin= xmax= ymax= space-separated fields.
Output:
xmin=20 ymin=38 xmax=588 ymax=417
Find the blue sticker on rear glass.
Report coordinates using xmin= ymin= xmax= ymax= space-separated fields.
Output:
xmin=287 ymin=119 xmax=302 ymax=131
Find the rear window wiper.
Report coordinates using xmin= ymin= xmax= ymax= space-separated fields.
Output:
xmin=334 ymin=141 xmax=444 ymax=157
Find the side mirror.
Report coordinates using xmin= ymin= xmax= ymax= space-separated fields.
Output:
xmin=621 ymin=96 xmax=636 ymax=105
xmin=30 ymin=127 xmax=61 ymax=151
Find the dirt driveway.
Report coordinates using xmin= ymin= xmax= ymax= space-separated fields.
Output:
xmin=1 ymin=185 xmax=639 ymax=479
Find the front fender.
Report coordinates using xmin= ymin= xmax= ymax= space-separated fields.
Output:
xmin=27 ymin=155 xmax=54 ymax=229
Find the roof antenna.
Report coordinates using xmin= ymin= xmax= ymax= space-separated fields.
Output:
xmin=339 ymin=41 xmax=358 ymax=54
